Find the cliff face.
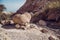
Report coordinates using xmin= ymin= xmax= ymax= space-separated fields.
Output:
xmin=16 ymin=0 xmax=48 ymax=14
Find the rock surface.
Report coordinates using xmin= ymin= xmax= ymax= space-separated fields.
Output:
xmin=0 ymin=27 xmax=59 ymax=40
xmin=0 ymin=23 xmax=60 ymax=40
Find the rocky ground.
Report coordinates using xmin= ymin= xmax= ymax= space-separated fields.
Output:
xmin=0 ymin=23 xmax=60 ymax=40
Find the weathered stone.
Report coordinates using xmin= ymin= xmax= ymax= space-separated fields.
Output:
xmin=10 ymin=20 xmax=14 ymax=24
xmin=40 ymin=29 xmax=48 ymax=33
xmin=1 ymin=20 xmax=10 ymax=25
xmin=49 ymin=36 xmax=58 ymax=40
xmin=12 ymin=12 xmax=31 ymax=25
xmin=39 ymin=20 xmax=47 ymax=26
xmin=15 ymin=24 xmax=21 ymax=29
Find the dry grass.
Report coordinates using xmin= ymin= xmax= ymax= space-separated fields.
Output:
xmin=46 ymin=1 xmax=60 ymax=9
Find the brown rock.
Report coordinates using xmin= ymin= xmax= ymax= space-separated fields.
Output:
xmin=57 ymin=35 xmax=60 ymax=39
xmin=49 ymin=36 xmax=55 ymax=40
xmin=12 ymin=14 xmax=21 ymax=24
xmin=1 ymin=20 xmax=10 ymax=25
xmin=15 ymin=24 xmax=26 ymax=29
xmin=46 ymin=8 xmax=60 ymax=21
xmin=48 ymin=36 xmax=58 ymax=40
xmin=40 ymin=29 xmax=48 ymax=33
xmin=15 ymin=24 xmax=21 ymax=29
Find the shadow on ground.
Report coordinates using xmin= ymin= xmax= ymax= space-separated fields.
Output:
xmin=2 ymin=24 xmax=16 ymax=29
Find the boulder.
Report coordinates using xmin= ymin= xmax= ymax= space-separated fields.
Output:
xmin=12 ymin=12 xmax=31 ymax=25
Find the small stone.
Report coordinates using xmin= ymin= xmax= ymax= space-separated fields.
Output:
xmin=57 ymin=35 xmax=60 ymax=39
xmin=10 ymin=20 xmax=14 ymax=24
xmin=40 ymin=29 xmax=48 ymax=33
xmin=15 ymin=24 xmax=20 ymax=29
xmin=49 ymin=36 xmax=55 ymax=40
xmin=0 ymin=24 xmax=2 ymax=28
xmin=1 ymin=20 xmax=5 ymax=25
xmin=12 ymin=12 xmax=31 ymax=25
xmin=30 ymin=23 xmax=38 ymax=29
xmin=20 ymin=26 xmax=26 ymax=30
xmin=49 ymin=36 xmax=58 ymax=40
xmin=1 ymin=20 xmax=10 ymax=25
xmin=39 ymin=20 xmax=47 ymax=26
xmin=25 ymin=23 xmax=30 ymax=29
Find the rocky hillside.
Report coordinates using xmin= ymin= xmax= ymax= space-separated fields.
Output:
xmin=15 ymin=0 xmax=60 ymax=28
xmin=16 ymin=0 xmax=60 ymax=14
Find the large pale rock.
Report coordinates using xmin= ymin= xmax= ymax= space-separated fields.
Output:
xmin=12 ymin=12 xmax=31 ymax=25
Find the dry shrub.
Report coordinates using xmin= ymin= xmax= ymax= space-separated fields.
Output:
xmin=46 ymin=1 xmax=60 ymax=9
